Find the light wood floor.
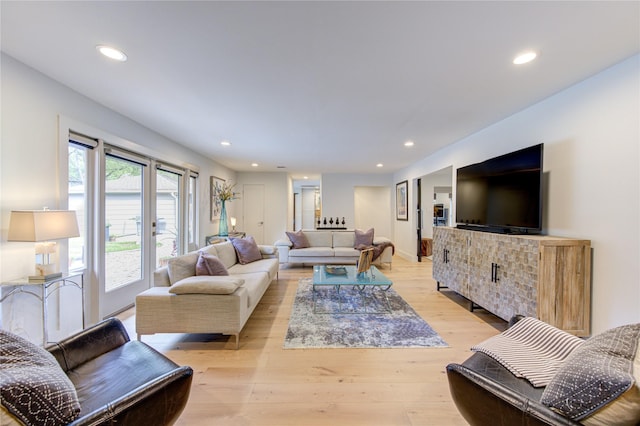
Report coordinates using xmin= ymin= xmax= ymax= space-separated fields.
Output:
xmin=118 ymin=257 xmax=507 ymax=425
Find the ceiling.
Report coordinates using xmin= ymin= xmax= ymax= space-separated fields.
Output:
xmin=1 ymin=1 xmax=638 ymax=178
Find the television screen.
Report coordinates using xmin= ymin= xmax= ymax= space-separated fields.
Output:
xmin=456 ymin=143 xmax=543 ymax=233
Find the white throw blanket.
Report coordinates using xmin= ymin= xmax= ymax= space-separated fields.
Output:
xmin=471 ymin=317 xmax=584 ymax=387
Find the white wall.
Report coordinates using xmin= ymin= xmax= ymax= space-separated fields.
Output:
xmin=235 ymin=171 xmax=289 ymax=245
xmin=354 ymin=186 xmax=392 ymax=237
xmin=0 ymin=53 xmax=235 ymax=334
xmin=321 ymin=173 xmax=393 ymax=231
xmin=395 ymin=54 xmax=640 ymax=334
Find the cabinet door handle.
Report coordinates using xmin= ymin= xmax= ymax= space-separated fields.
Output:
xmin=491 ymin=263 xmax=500 ymax=283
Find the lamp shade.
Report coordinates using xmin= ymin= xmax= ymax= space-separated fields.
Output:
xmin=8 ymin=210 xmax=80 ymax=242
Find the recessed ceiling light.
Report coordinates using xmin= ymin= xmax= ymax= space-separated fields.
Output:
xmin=404 ymin=140 xmax=414 ymax=147
xmin=303 ymin=176 xmax=309 ymax=179
xmin=220 ymin=140 xmax=231 ymax=146
xmin=513 ymin=51 xmax=537 ymax=65
xmin=251 ymin=163 xmax=259 ymax=167
xmin=96 ymin=45 xmax=127 ymax=62
xmin=376 ymin=163 xmax=384 ymax=168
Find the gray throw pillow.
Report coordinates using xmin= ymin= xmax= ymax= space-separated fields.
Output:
xmin=541 ymin=323 xmax=640 ymax=422
xmin=195 ymin=252 xmax=229 ymax=276
xmin=0 ymin=329 xmax=81 ymax=425
xmin=354 ymin=228 xmax=374 ymax=247
xmin=285 ymin=230 xmax=310 ymax=249
xmin=231 ymin=235 xmax=263 ymax=264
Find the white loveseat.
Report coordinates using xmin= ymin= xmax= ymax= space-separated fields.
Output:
xmin=135 ymin=240 xmax=278 ymax=349
xmin=274 ymin=230 xmax=393 ymax=268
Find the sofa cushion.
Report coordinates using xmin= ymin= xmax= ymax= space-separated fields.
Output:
xmin=285 ymin=230 xmax=310 ymax=249
xmin=195 ymin=252 xmax=229 ymax=276
xmin=0 ymin=329 xmax=81 ymax=425
xmin=213 ymin=241 xmax=238 ymax=269
xmin=354 ymin=228 xmax=374 ymax=247
xmin=167 ymin=252 xmax=199 ymax=284
xmin=333 ymin=247 xmax=360 ymax=257
xmin=333 ymin=232 xmax=355 ymax=248
xmin=199 ymin=244 xmax=219 ymax=257
xmin=541 ymin=323 xmax=640 ymax=423
xmin=231 ymin=236 xmax=263 ymax=264
xmin=304 ymin=231 xmax=333 ymax=247
xmin=289 ymin=247 xmax=335 ymax=257
xmin=169 ymin=276 xmax=245 ymax=295
xmin=228 ymin=258 xmax=279 ymax=281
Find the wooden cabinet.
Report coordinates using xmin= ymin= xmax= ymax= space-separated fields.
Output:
xmin=433 ymin=227 xmax=591 ymax=336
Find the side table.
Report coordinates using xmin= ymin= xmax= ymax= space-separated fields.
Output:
xmin=205 ymin=232 xmax=246 ymax=245
xmin=0 ymin=272 xmax=85 ymax=346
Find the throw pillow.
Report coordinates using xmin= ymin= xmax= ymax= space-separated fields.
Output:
xmin=231 ymin=235 xmax=262 ymax=264
xmin=195 ymin=252 xmax=229 ymax=276
xmin=541 ymin=323 xmax=640 ymax=423
xmin=354 ymin=228 xmax=374 ymax=247
xmin=285 ymin=230 xmax=310 ymax=249
xmin=0 ymin=329 xmax=81 ymax=425
xmin=169 ymin=276 xmax=245 ymax=295
xmin=166 ymin=252 xmax=199 ymax=284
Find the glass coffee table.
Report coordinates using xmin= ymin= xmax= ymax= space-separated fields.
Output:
xmin=312 ymin=265 xmax=393 ymax=314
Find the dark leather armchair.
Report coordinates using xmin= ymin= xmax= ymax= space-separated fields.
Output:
xmin=47 ymin=317 xmax=193 ymax=425
xmin=446 ymin=352 xmax=580 ymax=426
xmin=446 ymin=315 xmax=580 ymax=426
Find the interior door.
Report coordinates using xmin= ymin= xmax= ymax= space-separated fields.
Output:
xmin=243 ymin=184 xmax=265 ymax=243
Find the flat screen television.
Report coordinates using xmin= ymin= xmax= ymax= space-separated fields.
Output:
xmin=455 ymin=143 xmax=543 ymax=234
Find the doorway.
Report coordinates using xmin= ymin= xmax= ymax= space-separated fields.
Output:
xmin=417 ymin=166 xmax=453 ymax=259
xmin=243 ymin=184 xmax=265 ymax=244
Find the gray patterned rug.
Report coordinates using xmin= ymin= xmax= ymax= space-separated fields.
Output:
xmin=284 ymin=278 xmax=448 ymax=349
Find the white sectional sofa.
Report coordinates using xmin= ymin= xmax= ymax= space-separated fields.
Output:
xmin=274 ymin=230 xmax=393 ymax=268
xmin=135 ymin=240 xmax=278 ymax=349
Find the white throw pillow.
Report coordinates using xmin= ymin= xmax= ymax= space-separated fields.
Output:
xmin=168 ymin=275 xmax=245 ymax=295
xmin=166 ymin=252 xmax=199 ymax=284
xmin=213 ymin=241 xmax=239 ymax=269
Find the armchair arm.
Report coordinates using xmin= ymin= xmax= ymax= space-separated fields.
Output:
xmin=68 ymin=366 xmax=193 ymax=426
xmin=47 ymin=318 xmax=129 ymax=372
xmin=446 ymin=360 xmax=580 ymax=426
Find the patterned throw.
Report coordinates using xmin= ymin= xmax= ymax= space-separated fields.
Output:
xmin=471 ymin=316 xmax=584 ymax=387
xmin=0 ymin=329 xmax=81 ymax=425
xmin=355 ymin=242 xmax=395 ymax=261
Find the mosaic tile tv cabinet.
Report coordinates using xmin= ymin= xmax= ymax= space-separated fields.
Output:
xmin=433 ymin=227 xmax=591 ymax=336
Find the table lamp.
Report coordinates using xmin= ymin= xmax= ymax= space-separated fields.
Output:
xmin=8 ymin=209 xmax=80 ymax=281
xmin=230 ymin=217 xmax=237 ymax=232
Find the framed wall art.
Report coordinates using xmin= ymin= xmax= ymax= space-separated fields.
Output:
xmin=396 ymin=180 xmax=408 ymax=221
xmin=210 ymin=176 xmax=225 ymax=222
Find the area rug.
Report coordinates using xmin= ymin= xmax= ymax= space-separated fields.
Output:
xmin=284 ymin=278 xmax=448 ymax=349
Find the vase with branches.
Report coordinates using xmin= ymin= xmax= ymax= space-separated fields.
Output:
xmin=212 ymin=181 xmax=239 ymax=236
